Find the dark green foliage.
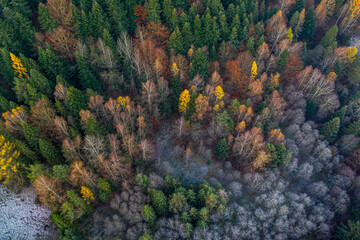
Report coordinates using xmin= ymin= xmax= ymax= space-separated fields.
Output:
xmin=329 ymin=106 xmax=347 ymax=124
xmin=336 ymin=220 xmax=360 ymax=240
xmin=39 ymin=138 xmax=61 ymax=164
xmin=105 ymin=0 xmax=127 ymax=34
xmin=22 ymin=122 xmax=41 ymax=150
xmin=343 ymin=120 xmax=360 ymax=137
xmin=169 ymin=192 xmax=187 ymax=214
xmin=151 ymin=189 xmax=168 ymax=216
xmin=76 ymin=53 xmax=102 ymax=92
xmin=167 ymin=28 xmax=185 ymax=55
xmin=300 ymin=7 xmax=316 ymax=42
xmin=53 ymin=165 xmax=69 ymax=182
xmin=277 ymin=49 xmax=289 ymax=73
xmin=84 ymin=117 xmax=106 ymax=136
xmin=146 ymin=0 xmax=161 ymax=23
xmin=185 ymin=91 xmax=197 ymax=120
xmin=14 ymin=139 xmax=39 ymax=162
xmin=98 ymin=177 xmax=111 ymax=203
xmin=169 ymin=75 xmax=181 ymax=111
xmin=27 ymin=163 xmax=48 ymax=184
xmin=136 ymin=173 xmax=149 ymax=191
xmin=306 ymin=98 xmax=318 ymax=119
xmin=139 ymin=233 xmax=153 ymax=240
xmin=320 ymin=25 xmax=338 ymax=49
xmin=38 ymin=3 xmax=57 ymax=32
xmin=266 ymin=143 xmax=291 ymax=168
xmin=215 ymin=111 xmax=234 ymax=132
xmin=90 ymin=1 xmax=111 ymax=38
xmin=215 ymin=138 xmax=229 ymax=160
xmin=165 ymin=175 xmax=182 ymax=194
xmin=319 ymin=117 xmax=340 ymax=143
xmin=65 ymin=87 xmax=87 ymax=118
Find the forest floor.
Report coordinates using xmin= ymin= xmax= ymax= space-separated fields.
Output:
xmin=0 ymin=185 xmax=58 ymax=240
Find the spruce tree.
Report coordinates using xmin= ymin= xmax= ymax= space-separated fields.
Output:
xmin=90 ymin=1 xmax=110 ymax=38
xmin=105 ymin=0 xmax=127 ymax=34
xmin=319 ymin=117 xmax=340 ymax=143
xmin=22 ymin=122 xmax=41 ymax=150
xmin=147 ymin=0 xmax=161 ymax=23
xmin=215 ymin=138 xmax=229 ymax=160
xmin=218 ymin=14 xmax=229 ymax=42
xmin=38 ymin=3 xmax=57 ymax=32
xmin=193 ymin=14 xmax=204 ymax=48
xmin=203 ymin=13 xmax=213 ymax=47
xmin=189 ymin=48 xmax=209 ymax=80
xmin=320 ymin=25 xmax=338 ymax=49
xmin=76 ymin=53 xmax=102 ymax=92
xmin=167 ymin=28 xmax=185 ymax=55
xmin=66 ymin=87 xmax=87 ymax=118
xmin=343 ymin=120 xmax=360 ymax=137
xmin=39 ymin=138 xmax=61 ymax=164
xmin=329 ymin=106 xmax=347 ymax=124
xmin=300 ymin=7 xmax=316 ymax=42
xmin=277 ymin=49 xmax=289 ymax=73
xmin=29 ymin=69 xmax=53 ymax=98
xmin=182 ymin=22 xmax=193 ymax=48
xmin=163 ymin=0 xmax=173 ymax=26
xmin=38 ymin=46 xmax=71 ymax=82
xmin=169 ymin=75 xmax=182 ymax=111
xmin=170 ymin=8 xmax=178 ymax=29
xmin=151 ymin=189 xmax=168 ymax=216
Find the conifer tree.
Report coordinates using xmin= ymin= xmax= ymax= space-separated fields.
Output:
xmin=29 ymin=69 xmax=53 ymax=98
xmin=319 ymin=117 xmax=340 ymax=143
xmin=277 ymin=49 xmax=289 ymax=73
xmin=66 ymin=87 xmax=87 ymax=118
xmin=39 ymin=138 xmax=61 ymax=164
xmin=329 ymin=106 xmax=347 ymax=124
xmin=169 ymin=74 xmax=181 ymax=111
xmin=189 ymin=49 xmax=209 ymax=80
xmin=170 ymin=8 xmax=178 ymax=29
xmin=229 ymin=27 xmax=239 ymax=45
xmin=320 ymin=25 xmax=338 ymax=49
xmin=167 ymin=28 xmax=185 ymax=55
xmin=151 ymin=189 xmax=168 ymax=216
xmin=215 ymin=138 xmax=229 ymax=160
xmin=38 ymin=3 xmax=57 ymax=32
xmin=343 ymin=119 xmax=360 ymax=136
xmin=76 ymin=53 xmax=102 ymax=93
xmin=193 ymin=14 xmax=204 ymax=48
xmin=300 ymin=7 xmax=316 ymax=42
xmin=163 ymin=0 xmax=173 ymax=26
xmin=90 ymin=1 xmax=110 ymax=38
xmin=38 ymin=46 xmax=71 ymax=82
xmin=218 ymin=14 xmax=229 ymax=42
xmin=105 ymin=0 xmax=127 ymax=34
xmin=143 ymin=205 xmax=156 ymax=225
xmin=203 ymin=13 xmax=213 ymax=47
xmin=182 ymin=22 xmax=193 ymax=48
xmin=147 ymin=0 xmax=161 ymax=23
xmin=22 ymin=122 xmax=41 ymax=150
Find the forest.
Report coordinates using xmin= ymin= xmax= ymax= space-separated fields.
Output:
xmin=0 ymin=0 xmax=360 ymax=239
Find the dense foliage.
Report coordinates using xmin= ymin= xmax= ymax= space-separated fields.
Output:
xmin=0 ymin=0 xmax=360 ymax=239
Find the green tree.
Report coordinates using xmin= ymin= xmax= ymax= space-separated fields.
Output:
xmin=167 ymin=28 xmax=185 ymax=55
xmin=105 ymin=0 xmax=127 ymax=34
xmin=203 ymin=13 xmax=213 ymax=47
xmin=38 ymin=3 xmax=57 ymax=32
xmin=38 ymin=46 xmax=71 ymax=82
xmin=229 ymin=27 xmax=239 ymax=45
xmin=329 ymin=106 xmax=347 ymax=124
xmin=53 ymin=165 xmax=69 ymax=182
xmin=189 ymin=48 xmax=209 ymax=80
xmin=135 ymin=173 xmax=149 ymax=191
xmin=163 ymin=0 xmax=173 ymax=26
xmin=215 ymin=138 xmax=229 ymax=160
xmin=66 ymin=87 xmax=87 ymax=118
xmin=300 ymin=7 xmax=316 ymax=42
xmin=39 ymin=138 xmax=61 ymax=164
xmin=185 ymin=91 xmax=197 ymax=120
xmin=147 ymin=0 xmax=161 ymax=23
xmin=215 ymin=111 xmax=234 ymax=132
xmin=169 ymin=192 xmax=187 ymax=214
xmin=343 ymin=120 xmax=360 ymax=136
xmin=151 ymin=189 xmax=168 ymax=216
xmin=170 ymin=8 xmax=178 ymax=29
xmin=90 ymin=1 xmax=110 ymax=38
xmin=319 ymin=117 xmax=340 ymax=143
xmin=246 ymin=36 xmax=255 ymax=54
xmin=193 ymin=14 xmax=203 ymax=48
xmin=218 ymin=14 xmax=229 ymax=42
xmin=277 ymin=49 xmax=289 ymax=73
xmin=143 ymin=205 xmax=156 ymax=225
xmin=76 ymin=53 xmax=102 ymax=92
xmin=22 ymin=122 xmax=41 ymax=150
xmin=98 ymin=177 xmax=111 ymax=203
xmin=169 ymin=74 xmax=181 ymax=111
xmin=336 ymin=220 xmax=360 ymax=240
xmin=320 ymin=25 xmax=338 ymax=49
xmin=182 ymin=22 xmax=193 ymax=48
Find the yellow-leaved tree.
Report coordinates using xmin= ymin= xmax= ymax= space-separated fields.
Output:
xmin=179 ymin=89 xmax=190 ymax=113
xmin=214 ymin=86 xmax=225 ymax=100
xmin=0 ymin=135 xmax=21 ymax=184
xmin=81 ymin=186 xmax=95 ymax=204
xmin=10 ymin=52 xmax=28 ymax=79
xmin=251 ymin=61 xmax=258 ymax=77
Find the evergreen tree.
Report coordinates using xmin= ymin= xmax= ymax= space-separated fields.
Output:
xmin=90 ymin=1 xmax=110 ymax=38
xmin=182 ymin=22 xmax=193 ymax=48
xmin=185 ymin=91 xmax=197 ymax=120
xmin=277 ymin=49 xmax=289 ymax=73
xmin=203 ymin=13 xmax=213 ymax=47
xmin=215 ymin=138 xmax=229 ymax=160
xmin=193 ymin=14 xmax=204 ymax=48
xmin=147 ymin=0 xmax=161 ymax=23
xmin=76 ymin=53 xmax=102 ymax=92
xmin=39 ymin=138 xmax=61 ymax=164
xmin=53 ymin=165 xmax=69 ymax=182
xmin=300 ymin=7 xmax=316 ymax=42
xmin=98 ymin=177 xmax=111 ymax=203
xmin=151 ymin=189 xmax=168 ymax=216
xmin=189 ymin=48 xmax=209 ymax=80
xmin=163 ymin=0 xmax=173 ymax=26
xmin=218 ymin=14 xmax=229 ymax=42
xmin=229 ymin=27 xmax=239 ymax=46
xmin=29 ymin=69 xmax=53 ymax=98
xmin=188 ymin=3 xmax=198 ymax=23
xmin=246 ymin=36 xmax=255 ymax=54
xmin=167 ymin=28 xmax=185 ymax=55
xmin=170 ymin=8 xmax=178 ymax=29
xmin=14 ymin=139 xmax=39 ymax=162
xmin=102 ymin=29 xmax=117 ymax=53
xmin=291 ymin=0 xmax=305 ymax=16
xmin=66 ymin=87 xmax=87 ymax=118
xmin=169 ymin=75 xmax=181 ymax=111
xmin=38 ymin=46 xmax=71 ymax=83
xmin=105 ymin=0 xmax=127 ymax=34
xmin=320 ymin=25 xmax=338 ymax=49
xmin=143 ymin=205 xmax=156 ymax=225
xmin=319 ymin=117 xmax=340 ymax=143
xmin=343 ymin=120 xmax=360 ymax=137
xmin=329 ymin=106 xmax=347 ymax=124
xmin=38 ymin=3 xmax=57 ymax=32
xmin=22 ymin=122 xmax=41 ymax=150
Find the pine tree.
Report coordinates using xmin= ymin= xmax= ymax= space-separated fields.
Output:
xmin=39 ymin=138 xmax=61 ymax=164
xmin=320 ymin=25 xmax=338 ymax=49
xmin=189 ymin=48 xmax=209 ymax=80
xmin=193 ymin=14 xmax=204 ymax=48
xmin=277 ymin=49 xmax=289 ymax=73
xmin=29 ymin=69 xmax=53 ymax=98
xmin=76 ymin=53 xmax=102 ymax=92
xmin=218 ymin=14 xmax=229 ymax=42
xmin=203 ymin=13 xmax=213 ymax=47
xmin=229 ymin=27 xmax=239 ymax=45
xmin=163 ymin=0 xmax=173 ymax=26
xmin=143 ymin=205 xmax=156 ymax=225
xmin=300 ymin=7 xmax=316 ymax=42
xmin=246 ymin=37 xmax=255 ymax=54
xmin=319 ymin=117 xmax=340 ymax=143
xmin=151 ymin=189 xmax=168 ymax=216
xmin=170 ymin=8 xmax=178 ymax=29
xmin=185 ymin=91 xmax=197 ymax=120
xmin=105 ymin=0 xmax=127 ymax=34
xmin=38 ymin=3 xmax=57 ymax=32
xmin=182 ymin=22 xmax=193 ymax=48
xmin=22 ymin=122 xmax=41 ymax=150
xmin=102 ymin=29 xmax=117 ymax=53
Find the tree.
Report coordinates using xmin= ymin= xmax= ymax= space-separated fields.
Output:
xmin=39 ymin=138 xmax=61 ymax=164
xmin=251 ymin=61 xmax=258 ymax=76
xmin=151 ymin=189 xmax=168 ymax=216
xmin=319 ymin=117 xmax=340 ymax=143
xmin=0 ymin=136 xmax=20 ymax=184
xmin=315 ymin=0 xmax=327 ymax=28
xmin=33 ymin=174 xmax=63 ymax=205
xmin=167 ymin=27 xmax=185 ymax=55
xmin=143 ymin=205 xmax=156 ymax=225
xmin=22 ymin=122 xmax=41 ymax=151
xmin=90 ymin=1 xmax=110 ymax=38
xmin=76 ymin=53 xmax=102 ymax=92
xmin=189 ymin=48 xmax=209 ymax=80
xmin=146 ymin=0 xmax=161 ymax=23
xmin=277 ymin=49 xmax=289 ymax=73
xmin=215 ymin=138 xmax=229 ymax=160
xmin=98 ymin=177 xmax=111 ymax=203
xmin=169 ymin=192 xmax=187 ymax=214
xmin=66 ymin=87 xmax=87 ymax=118
xmin=53 ymin=165 xmax=69 ymax=182
xmin=193 ymin=14 xmax=203 ymax=48
xmin=300 ymin=7 xmax=316 ymax=42
xmin=179 ymin=89 xmax=190 ymax=114
xmin=81 ymin=186 xmax=94 ymax=204
xmin=38 ymin=3 xmax=57 ymax=32
xmin=343 ymin=119 xmax=360 ymax=136
xmin=195 ymin=94 xmax=210 ymax=120
xmin=320 ymin=25 xmax=338 ymax=49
